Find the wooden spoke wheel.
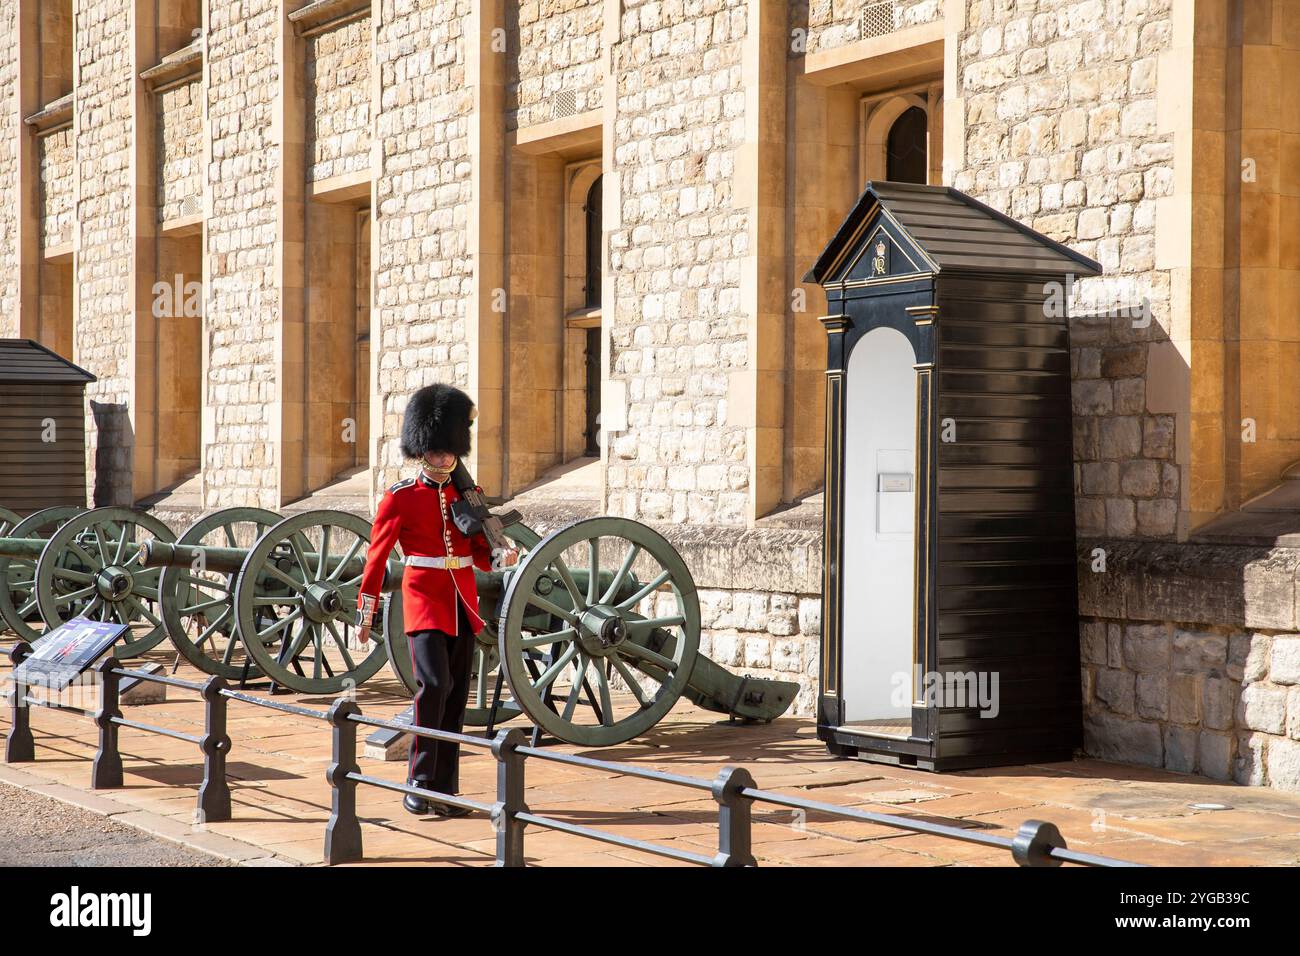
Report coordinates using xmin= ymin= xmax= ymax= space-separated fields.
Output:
xmin=160 ymin=507 xmax=281 ymax=680
xmin=233 ymin=510 xmax=388 ymax=695
xmin=0 ymin=507 xmax=20 ymax=534
xmin=385 ymin=521 xmax=540 ymax=726
xmin=497 ymin=516 xmax=700 ymax=747
xmin=35 ymin=507 xmax=175 ymax=658
xmin=0 ymin=506 xmax=84 ymax=641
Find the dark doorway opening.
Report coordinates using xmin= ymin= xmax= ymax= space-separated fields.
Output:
xmin=886 ymin=106 xmax=928 ymax=185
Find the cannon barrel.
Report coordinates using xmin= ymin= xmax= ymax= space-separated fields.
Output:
xmin=139 ymin=538 xmax=628 ymax=606
xmin=140 ymin=540 xmax=250 ymax=574
xmin=139 ymin=538 xmax=404 ymax=588
xmin=0 ymin=537 xmax=59 ymax=562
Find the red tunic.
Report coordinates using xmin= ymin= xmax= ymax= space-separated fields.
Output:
xmin=357 ymin=472 xmax=494 ymax=636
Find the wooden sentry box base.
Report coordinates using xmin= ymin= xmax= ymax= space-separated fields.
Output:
xmin=821 ymin=724 xmax=1077 ymax=772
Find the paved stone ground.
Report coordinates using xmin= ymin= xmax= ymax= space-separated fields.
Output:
xmin=3 ymin=650 xmax=1300 ymax=867
xmin=0 ymin=781 xmax=225 ymax=867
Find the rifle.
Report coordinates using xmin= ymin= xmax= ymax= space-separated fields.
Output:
xmin=448 ymin=460 xmax=523 ymax=555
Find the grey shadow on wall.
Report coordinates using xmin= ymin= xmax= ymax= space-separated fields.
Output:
xmin=89 ymin=400 xmax=133 ymax=507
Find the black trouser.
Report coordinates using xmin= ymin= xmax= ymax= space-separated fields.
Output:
xmin=407 ymin=600 xmax=474 ymax=794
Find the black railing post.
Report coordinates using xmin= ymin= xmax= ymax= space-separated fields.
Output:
xmin=1012 ymin=819 xmax=1066 ymax=867
xmin=91 ymin=657 xmax=123 ymax=789
xmin=4 ymin=642 xmax=34 ymax=763
xmin=324 ymin=698 xmax=362 ymax=865
xmin=711 ymin=766 xmax=756 ymax=867
xmin=491 ymin=728 xmax=528 ymax=867
xmin=197 ymin=677 xmax=231 ymax=824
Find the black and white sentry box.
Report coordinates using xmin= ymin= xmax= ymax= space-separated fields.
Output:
xmin=803 ymin=182 xmax=1102 ymax=771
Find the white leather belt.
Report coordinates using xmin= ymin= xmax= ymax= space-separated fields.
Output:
xmin=405 ymin=554 xmax=474 ymax=570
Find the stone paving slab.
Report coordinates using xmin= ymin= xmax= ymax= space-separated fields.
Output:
xmin=5 ymin=656 xmax=1300 ymax=866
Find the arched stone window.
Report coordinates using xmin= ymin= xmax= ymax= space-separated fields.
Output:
xmin=861 ymin=88 xmax=941 ymax=186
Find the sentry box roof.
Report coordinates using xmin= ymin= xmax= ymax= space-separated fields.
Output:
xmin=0 ymin=339 xmax=96 ymax=385
xmin=803 ymin=181 xmax=1101 ymax=286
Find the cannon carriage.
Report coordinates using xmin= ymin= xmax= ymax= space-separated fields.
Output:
xmin=1 ymin=503 xmax=798 ymax=746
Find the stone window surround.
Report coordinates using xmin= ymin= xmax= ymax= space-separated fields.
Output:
xmin=858 ymin=81 xmax=943 ymax=186
xmin=502 ymin=110 xmax=606 ymax=490
xmin=563 ymin=157 xmax=604 ymax=464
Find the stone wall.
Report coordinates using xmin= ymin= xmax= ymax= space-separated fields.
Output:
xmin=371 ymin=0 xmax=475 ymax=491
xmin=796 ymin=0 xmax=943 ymax=54
xmin=203 ymin=0 xmax=281 ymax=507
xmin=0 ymin=0 xmax=17 ymax=336
xmin=156 ymin=77 xmax=203 ymax=222
xmin=655 ymin=520 xmax=822 ymax=715
xmin=305 ymin=15 xmax=372 ymax=183
xmin=606 ymin=0 xmax=752 ymax=527
xmin=75 ymin=0 xmax=135 ymax=504
xmin=507 ymin=0 xmax=604 ymax=131
xmin=39 ymin=127 xmax=76 ymax=248
xmin=1079 ymin=540 xmax=1300 ymax=790
xmin=696 ymin=585 xmax=821 ymax=715
xmin=950 ymin=0 xmax=1178 ymax=540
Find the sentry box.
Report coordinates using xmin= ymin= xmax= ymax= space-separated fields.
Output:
xmin=0 ymin=339 xmax=96 ymax=514
xmin=803 ymin=182 xmax=1101 ymax=771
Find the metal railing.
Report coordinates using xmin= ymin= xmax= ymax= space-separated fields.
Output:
xmin=3 ymin=641 xmax=232 ymax=824
xmin=1 ymin=642 xmax=1142 ymax=868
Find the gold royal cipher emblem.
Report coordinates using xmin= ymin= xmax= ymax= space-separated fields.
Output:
xmin=872 ymin=237 xmax=888 ymax=276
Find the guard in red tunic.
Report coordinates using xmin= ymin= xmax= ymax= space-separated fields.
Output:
xmin=355 ymin=384 xmax=516 ymax=816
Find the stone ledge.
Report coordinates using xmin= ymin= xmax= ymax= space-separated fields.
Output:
xmin=1078 ymin=538 xmax=1300 ymax=631
xmin=289 ymin=0 xmax=370 ymax=36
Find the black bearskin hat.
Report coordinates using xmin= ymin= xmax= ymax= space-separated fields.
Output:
xmin=400 ymin=383 xmax=476 ymax=459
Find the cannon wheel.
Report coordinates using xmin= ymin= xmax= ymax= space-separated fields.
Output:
xmin=160 ymin=507 xmax=281 ymax=680
xmin=233 ymin=510 xmax=389 ymax=695
xmin=0 ymin=506 xmax=21 ymax=637
xmin=498 ymin=516 xmax=700 ymax=747
xmin=384 ymin=520 xmax=541 ymax=726
xmin=35 ymin=507 xmax=176 ymax=658
xmin=0 ymin=506 xmax=85 ymax=642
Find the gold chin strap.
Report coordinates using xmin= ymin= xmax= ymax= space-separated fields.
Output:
xmin=422 ymin=457 xmax=454 ymax=482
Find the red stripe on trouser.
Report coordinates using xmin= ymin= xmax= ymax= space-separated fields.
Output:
xmin=407 ymin=627 xmax=419 ymax=785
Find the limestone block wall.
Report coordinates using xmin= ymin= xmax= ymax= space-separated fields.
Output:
xmin=606 ymin=0 xmax=752 ymax=527
xmin=371 ymin=0 xmax=475 ymax=491
xmin=156 ymin=77 xmax=203 ymax=222
xmin=38 ymin=127 xmax=76 ymax=248
xmin=654 ymin=522 xmax=823 ymax=716
xmin=203 ymin=0 xmax=281 ymax=507
xmin=508 ymin=0 xmax=604 ymax=131
xmin=696 ymin=586 xmax=821 ymax=716
xmin=1079 ymin=541 xmax=1300 ymax=791
xmin=0 ymin=1 xmax=17 ymax=335
xmin=949 ymin=0 xmax=1177 ymax=540
xmin=75 ymin=0 xmax=135 ymax=504
xmin=795 ymin=0 xmax=943 ymax=54
xmin=305 ymin=14 xmax=372 ymax=183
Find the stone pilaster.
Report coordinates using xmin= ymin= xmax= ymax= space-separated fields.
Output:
xmin=75 ymin=0 xmax=136 ymax=505
xmin=466 ymin=0 xmax=508 ymax=495
xmin=203 ymin=0 xmax=282 ymax=508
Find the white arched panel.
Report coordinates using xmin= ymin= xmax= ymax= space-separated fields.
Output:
xmin=841 ymin=326 xmax=918 ymax=725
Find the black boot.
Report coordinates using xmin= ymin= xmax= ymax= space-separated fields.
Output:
xmin=403 ymin=783 xmax=430 ymax=816
xmin=433 ymin=801 xmax=472 ymax=818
